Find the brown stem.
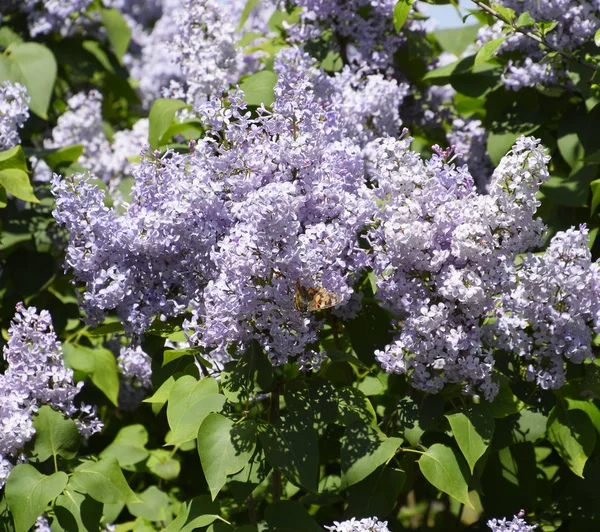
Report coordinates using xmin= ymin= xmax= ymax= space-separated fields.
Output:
xmin=269 ymin=384 xmax=282 ymax=502
xmin=247 ymin=494 xmax=258 ymax=526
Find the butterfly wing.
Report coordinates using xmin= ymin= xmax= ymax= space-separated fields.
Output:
xmin=306 ymin=287 xmax=344 ymax=312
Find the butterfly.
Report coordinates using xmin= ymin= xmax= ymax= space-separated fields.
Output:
xmin=294 ymin=279 xmax=344 ymax=312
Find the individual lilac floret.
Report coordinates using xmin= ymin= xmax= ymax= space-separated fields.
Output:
xmin=325 ymin=517 xmax=390 ymax=532
xmin=488 ymin=510 xmax=537 ymax=532
xmin=0 ymin=81 xmax=30 ymax=151
xmin=0 ymin=303 xmax=102 ymax=488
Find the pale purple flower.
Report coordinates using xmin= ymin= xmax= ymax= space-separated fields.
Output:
xmin=0 ymin=81 xmax=29 ymax=151
xmin=325 ymin=517 xmax=390 ymax=532
xmin=488 ymin=510 xmax=537 ymax=532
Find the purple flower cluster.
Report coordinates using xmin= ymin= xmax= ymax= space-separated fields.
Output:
xmin=325 ymin=517 xmax=390 ymax=532
xmin=0 ymin=81 xmax=30 ymax=151
xmin=2 ymin=0 xmax=93 ymax=36
xmin=53 ymin=48 xmax=375 ymax=369
xmin=53 ymin=45 xmax=600 ymax=396
xmin=0 ymin=303 xmax=102 ymax=488
xmin=477 ymin=1 xmax=600 ymax=91
xmin=117 ymin=345 xmax=152 ymax=411
xmin=370 ymin=134 xmax=600 ymax=399
xmin=127 ymin=0 xmax=261 ymax=109
xmin=43 ymin=90 xmax=148 ymax=182
xmin=289 ymin=0 xmax=408 ymax=69
xmin=488 ymin=510 xmax=537 ymax=532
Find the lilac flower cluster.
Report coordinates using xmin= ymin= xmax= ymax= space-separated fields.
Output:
xmin=492 ymin=226 xmax=600 ymax=389
xmin=325 ymin=517 xmax=390 ymax=532
xmin=0 ymin=303 xmax=102 ymax=488
xmin=477 ymin=1 xmax=600 ymax=91
xmin=165 ymin=0 xmax=244 ymax=107
xmin=371 ymin=134 xmax=600 ymax=398
xmin=289 ymin=0 xmax=408 ymax=69
xmin=53 ymin=48 xmax=375 ymax=369
xmin=43 ymin=90 xmax=148 ymax=182
xmin=127 ymin=0 xmax=263 ymax=108
xmin=2 ymin=0 xmax=93 ymax=36
xmin=0 ymin=81 xmax=30 ymax=151
xmin=488 ymin=510 xmax=537 ymax=532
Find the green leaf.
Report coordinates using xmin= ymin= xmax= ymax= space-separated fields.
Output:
xmin=591 ymin=178 xmax=600 ymax=215
xmin=474 ymin=37 xmax=505 ymax=65
xmin=127 ymin=487 xmax=172 ymax=523
xmin=595 ymin=28 xmax=600 ymax=47
xmin=100 ymin=425 xmax=149 ymax=468
xmin=516 ymin=11 xmax=535 ymax=27
xmin=259 ymin=421 xmax=319 ymax=493
xmin=166 ymin=376 xmax=226 ymax=446
xmin=0 ymin=169 xmax=39 ymax=203
xmin=40 ymin=145 xmax=85 ymax=170
xmin=99 ymin=8 xmax=132 ymax=61
xmin=148 ymin=99 xmax=188 ymax=150
xmin=221 ymin=340 xmax=273 ymax=401
xmin=337 ymin=387 xmax=377 ymax=426
xmin=236 ymin=0 xmax=260 ymax=31
xmin=547 ymin=406 xmax=596 ymax=478
xmin=144 ymin=375 xmax=176 ymax=407
xmin=418 ymin=444 xmax=471 ymax=507
xmin=240 ymin=71 xmax=278 ymax=107
xmin=54 ymin=483 xmax=103 ymax=532
xmin=0 ymin=27 xmax=22 ymax=48
xmin=147 ymin=449 xmax=181 ymax=480
xmin=393 ymin=0 xmax=414 ymax=32
xmin=72 ymin=458 xmax=140 ymax=505
xmin=162 ymin=348 xmax=194 ymax=366
xmin=341 ymin=423 xmax=402 ymax=489
xmin=434 ymin=24 xmax=481 ymax=57
xmin=541 ymin=166 xmax=598 ymax=207
xmin=4 ymin=42 xmax=57 ymax=119
xmin=162 ymin=496 xmax=221 ymax=532
xmin=489 ymin=375 xmax=523 ymax=418
xmin=446 ymin=404 xmax=494 ymax=473
xmin=62 ymin=344 xmax=120 ymax=406
xmin=492 ymin=3 xmax=516 ymax=23
xmin=31 ymin=405 xmax=80 ymax=463
xmin=0 ymin=145 xmax=27 ymax=171
xmin=347 ymin=466 xmax=406 ymax=519
xmin=5 ymin=465 xmax=68 ymax=532
xmin=264 ymin=501 xmax=322 ymax=532
xmin=197 ymin=414 xmax=256 ymax=500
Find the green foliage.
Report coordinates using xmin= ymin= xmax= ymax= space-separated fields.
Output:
xmin=239 ymin=70 xmax=278 ymax=106
xmin=5 ymin=466 xmax=68 ymax=532
xmin=2 ymin=1 xmax=600 ymax=530
xmin=0 ymin=42 xmax=57 ymax=118
xmin=30 ymin=406 xmax=80 ymax=463
xmin=62 ymin=343 xmax=120 ymax=406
